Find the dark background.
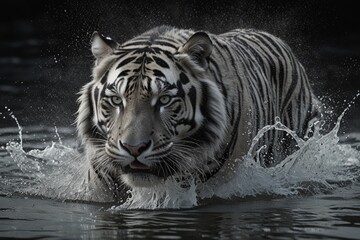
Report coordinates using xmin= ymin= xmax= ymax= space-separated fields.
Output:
xmin=0 ymin=0 xmax=359 ymax=132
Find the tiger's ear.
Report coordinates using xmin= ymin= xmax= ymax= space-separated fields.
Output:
xmin=178 ymin=32 xmax=213 ymax=68
xmin=91 ymin=31 xmax=118 ymax=64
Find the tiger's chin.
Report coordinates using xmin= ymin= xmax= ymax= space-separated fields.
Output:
xmin=121 ymin=173 xmax=163 ymax=187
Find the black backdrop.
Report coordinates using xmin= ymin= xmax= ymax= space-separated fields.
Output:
xmin=0 ymin=0 xmax=359 ymax=132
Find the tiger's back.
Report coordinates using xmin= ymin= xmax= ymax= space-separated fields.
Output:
xmin=207 ymin=29 xmax=320 ymax=163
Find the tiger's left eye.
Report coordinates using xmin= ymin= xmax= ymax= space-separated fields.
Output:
xmin=159 ymin=95 xmax=171 ymax=105
xmin=110 ymin=96 xmax=122 ymax=106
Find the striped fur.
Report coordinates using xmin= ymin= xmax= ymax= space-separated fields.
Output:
xmin=76 ymin=26 xmax=320 ymax=189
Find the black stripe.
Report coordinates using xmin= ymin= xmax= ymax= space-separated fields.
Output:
xmin=176 ymin=80 xmax=185 ymax=98
xmin=189 ymin=81 xmax=220 ymax=144
xmin=153 ymin=40 xmax=177 ymax=49
xmin=83 ymin=84 xmax=97 ymax=139
xmin=153 ymin=56 xmax=170 ymax=68
xmin=227 ymin=85 xmax=242 ymax=155
xmin=188 ymin=86 xmax=197 ymax=116
xmin=179 ymin=72 xmax=189 ymax=84
xmin=117 ymin=70 xmax=131 ymax=78
xmin=100 ymin=71 xmax=109 ymax=84
xmin=122 ymin=41 xmax=150 ymax=47
xmin=116 ymin=57 xmax=137 ymax=69
xmin=280 ymin=60 xmax=299 ymax=114
xmin=153 ymin=69 xmax=166 ymax=78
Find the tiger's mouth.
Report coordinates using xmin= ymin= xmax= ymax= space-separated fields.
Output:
xmin=130 ymin=160 xmax=151 ymax=170
xmin=120 ymin=159 xmax=174 ymax=187
xmin=123 ymin=160 xmax=152 ymax=174
xmin=121 ymin=158 xmax=177 ymax=179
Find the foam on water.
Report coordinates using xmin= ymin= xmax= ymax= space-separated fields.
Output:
xmin=1 ymin=99 xmax=360 ymax=209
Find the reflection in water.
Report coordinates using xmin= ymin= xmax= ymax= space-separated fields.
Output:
xmin=3 ymin=194 xmax=358 ymax=239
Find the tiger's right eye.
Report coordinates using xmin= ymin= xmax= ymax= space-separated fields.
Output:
xmin=110 ymin=96 xmax=122 ymax=106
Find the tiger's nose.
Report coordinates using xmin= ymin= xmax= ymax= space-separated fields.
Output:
xmin=120 ymin=141 xmax=151 ymax=157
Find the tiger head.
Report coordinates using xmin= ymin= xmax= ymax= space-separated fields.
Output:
xmin=77 ymin=27 xmax=227 ymax=188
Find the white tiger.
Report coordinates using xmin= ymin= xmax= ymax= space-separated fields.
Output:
xmin=76 ymin=26 xmax=320 ymax=195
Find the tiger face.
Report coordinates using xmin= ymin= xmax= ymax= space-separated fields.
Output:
xmin=77 ymin=28 xmax=227 ymax=188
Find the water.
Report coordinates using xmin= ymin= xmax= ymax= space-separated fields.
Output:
xmin=1 ymin=104 xmax=360 ymax=239
xmin=2 ymin=193 xmax=360 ymax=239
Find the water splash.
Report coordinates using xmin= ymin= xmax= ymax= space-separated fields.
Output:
xmin=5 ymin=140 xmax=117 ymax=202
xmin=54 ymin=126 xmax=63 ymax=145
xmin=199 ymin=111 xmax=359 ymax=200
xmin=3 ymin=106 xmax=24 ymax=147
xmin=111 ymin=179 xmax=198 ymax=210
xmin=2 ymin=100 xmax=360 ymax=209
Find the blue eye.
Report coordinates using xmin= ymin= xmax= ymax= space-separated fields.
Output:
xmin=110 ymin=96 xmax=122 ymax=106
xmin=159 ymin=95 xmax=171 ymax=105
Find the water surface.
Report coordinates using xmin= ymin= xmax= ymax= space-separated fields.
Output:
xmin=1 ymin=111 xmax=360 ymax=239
